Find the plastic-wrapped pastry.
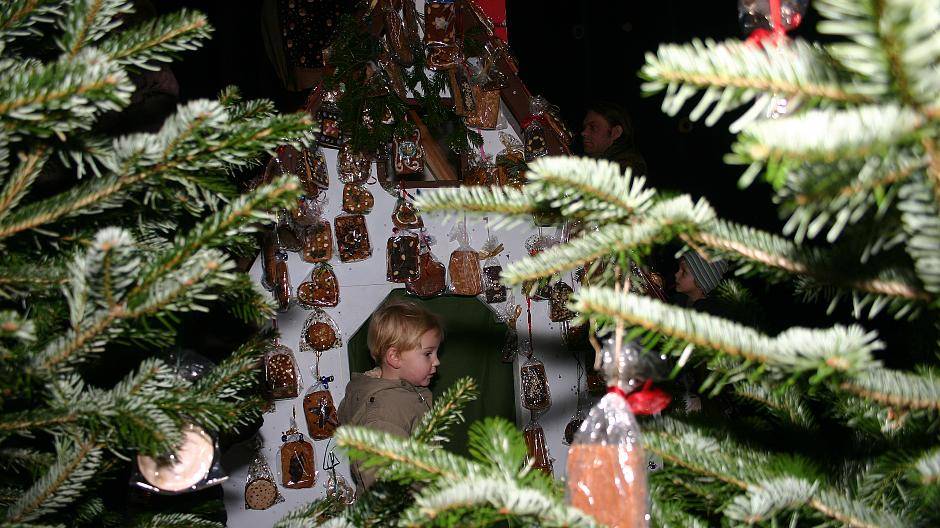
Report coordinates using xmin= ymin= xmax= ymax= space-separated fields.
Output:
xmin=244 ymin=439 xmax=284 ymax=510
xmin=301 ymin=147 xmax=330 ymax=192
xmin=393 ymin=128 xmax=424 ymax=175
xmin=279 ymin=425 xmax=315 ymax=489
xmin=300 ymin=309 xmax=342 ymax=353
xmin=407 ymin=250 xmax=446 ymax=298
xmin=447 ymin=220 xmax=482 ymax=296
xmin=387 ymin=234 xmax=420 ymax=283
xmin=302 ymin=375 xmax=340 ymax=440
xmin=316 ymin=91 xmax=343 ymax=149
xmin=301 ymin=220 xmax=333 ymax=264
xmin=297 ymin=263 xmax=339 ymax=308
xmin=524 ymin=419 xmax=553 ymax=476
xmin=265 ymin=343 xmax=301 ymax=400
xmin=523 ymin=96 xmax=551 ymax=161
xmin=520 ymin=356 xmax=552 ymax=412
xmin=273 ymin=256 xmax=291 ymax=313
xmin=342 ymin=184 xmax=374 ymax=214
xmin=549 ymin=281 xmax=576 ymax=322
xmin=464 ymin=84 xmax=500 ymax=130
xmin=335 ymin=214 xmax=372 ymax=262
xmin=337 ymin=143 xmax=372 ymax=184
xmin=392 ymin=197 xmax=423 ymax=229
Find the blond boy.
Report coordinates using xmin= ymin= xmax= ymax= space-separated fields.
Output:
xmin=336 ymin=300 xmax=442 ymax=494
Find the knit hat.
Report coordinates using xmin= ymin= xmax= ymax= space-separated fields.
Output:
xmin=682 ymin=249 xmax=728 ymax=295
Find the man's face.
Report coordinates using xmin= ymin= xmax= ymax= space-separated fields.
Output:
xmin=581 ymin=111 xmax=620 ymax=156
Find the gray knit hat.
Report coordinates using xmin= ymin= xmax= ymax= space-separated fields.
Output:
xmin=682 ymin=249 xmax=728 ymax=295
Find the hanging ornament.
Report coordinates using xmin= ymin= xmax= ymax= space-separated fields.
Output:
xmin=303 ymin=361 xmax=340 ymax=440
xmin=739 ymin=0 xmax=807 ymax=42
xmin=520 ymin=355 xmax=552 ymax=412
xmin=296 ymin=263 xmax=340 ymax=308
xmin=387 ymin=231 xmax=420 ymax=283
xmin=383 ymin=0 xmax=414 ymax=66
xmin=567 ymin=335 xmax=650 ymax=528
xmin=134 ymin=423 xmax=222 ymax=494
xmin=379 ymin=45 xmax=409 ymax=100
xmin=265 ymin=340 xmax=302 ymax=400
xmin=342 ymin=184 xmax=374 ymax=214
xmin=316 ymin=91 xmax=344 ymax=149
xmin=500 ymin=302 xmax=523 ymax=363
xmin=301 ymin=219 xmax=333 ymax=264
xmin=407 ymin=232 xmax=447 ymax=298
xmin=321 ymin=439 xmax=356 ymax=505
xmin=244 ymin=438 xmax=284 ymax=510
xmin=279 ymin=414 xmax=316 ymax=489
xmin=448 ymin=218 xmax=482 ymax=296
xmin=301 ymin=146 xmax=331 ymax=193
xmin=549 ymin=281 xmax=576 ymax=322
xmin=424 ymin=1 xmax=456 ymax=46
xmin=291 ymin=194 xmax=325 ymax=228
xmin=274 ymin=209 xmax=303 ymax=252
xmin=337 ymin=143 xmax=372 ymax=184
xmin=260 ymin=230 xmax=279 ymax=291
xmin=524 ymin=418 xmax=553 ymax=476
xmin=393 ymin=127 xmax=424 ymax=175
xmin=464 ymin=83 xmax=501 ymax=130
xmin=522 ymin=96 xmax=550 ymax=161
xmin=334 ymin=213 xmax=372 ymax=262
xmin=495 ymin=132 xmax=526 ymax=189
xmin=564 ymin=409 xmax=585 ymax=446
xmin=480 ymin=232 xmax=506 ymax=304
xmin=392 ymin=195 xmax=424 ymax=229
xmin=273 ymin=250 xmax=291 ymax=313
xmin=300 ymin=308 xmax=342 ymax=353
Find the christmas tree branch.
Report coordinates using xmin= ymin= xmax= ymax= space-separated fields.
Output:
xmin=58 ymin=0 xmax=132 ymax=58
xmin=3 ymin=434 xmax=102 ymax=523
xmin=411 ymin=377 xmax=478 ymax=445
xmin=914 ymin=447 xmax=940 ymax=485
xmin=899 ymin=174 xmax=940 ymax=294
xmin=733 ymin=382 xmax=817 ymax=429
xmin=574 ymin=287 xmax=882 ymax=381
xmin=132 ymin=513 xmax=223 ymax=528
xmin=413 ymin=185 xmax=537 ymax=223
xmin=840 ymin=367 xmax=940 ymax=410
xmin=0 ymin=1 xmax=63 ymax=45
xmin=99 ymin=9 xmax=211 ymax=70
xmin=336 ymin=426 xmax=476 ymax=483
xmin=0 ymin=146 xmax=49 ymax=221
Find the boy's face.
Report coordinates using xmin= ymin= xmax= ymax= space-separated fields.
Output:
xmin=396 ymin=329 xmax=441 ymax=387
xmin=675 ymin=260 xmax=699 ymax=296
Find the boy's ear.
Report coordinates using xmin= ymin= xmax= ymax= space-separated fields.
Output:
xmin=385 ymin=347 xmax=401 ymax=369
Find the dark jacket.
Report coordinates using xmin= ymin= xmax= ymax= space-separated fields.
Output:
xmin=603 ymin=141 xmax=648 ymax=176
xmin=336 ymin=371 xmax=432 ymax=494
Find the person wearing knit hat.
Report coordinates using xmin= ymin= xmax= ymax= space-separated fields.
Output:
xmin=674 ymin=248 xmax=729 ymax=312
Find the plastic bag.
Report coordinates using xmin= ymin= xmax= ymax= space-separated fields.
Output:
xmin=334 ymin=213 xmax=372 ymax=262
xmin=523 ymin=418 xmax=553 ymax=476
xmin=520 ymin=355 xmax=551 ymax=412
xmin=499 ymin=302 xmax=522 ymax=363
xmin=273 ymin=252 xmax=291 ymax=313
xmin=447 ymin=220 xmax=482 ymax=296
xmin=407 ymin=234 xmax=446 ymax=298
xmin=132 ymin=423 xmax=227 ymax=494
xmin=297 ymin=263 xmax=339 ymax=308
xmin=260 ymin=230 xmax=279 ymax=291
xmin=567 ymin=339 xmax=650 ymax=528
xmin=393 ymin=128 xmax=424 ymax=175
xmin=302 ymin=372 xmax=340 ymax=440
xmin=549 ymin=281 xmax=575 ymax=322
xmin=300 ymin=308 xmax=342 ymax=353
xmin=244 ymin=438 xmax=284 ymax=510
xmin=337 ymin=143 xmax=372 ymax=184
xmin=316 ymin=91 xmax=343 ymax=149
xmin=523 ymin=96 xmax=550 ymax=161
xmin=301 ymin=219 xmax=333 ymax=264
xmin=387 ymin=232 xmax=420 ymax=283
xmin=480 ymin=234 xmax=506 ymax=303
xmin=424 ymin=1 xmax=456 ymax=46
xmin=342 ymin=183 xmax=374 ymax=214
xmin=279 ymin=420 xmax=316 ymax=489
xmin=265 ymin=342 xmax=302 ymax=400
xmin=392 ymin=196 xmax=424 ymax=230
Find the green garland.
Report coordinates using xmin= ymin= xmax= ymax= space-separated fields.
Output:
xmin=324 ymin=14 xmax=482 ymax=156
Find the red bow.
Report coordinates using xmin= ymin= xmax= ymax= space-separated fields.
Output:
xmin=609 ymin=379 xmax=672 ymax=415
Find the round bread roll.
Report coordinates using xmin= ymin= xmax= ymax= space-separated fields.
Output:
xmin=245 ymin=478 xmax=278 ymax=510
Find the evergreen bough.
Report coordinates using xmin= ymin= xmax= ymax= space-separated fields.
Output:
xmin=0 ymin=1 xmax=315 ymax=526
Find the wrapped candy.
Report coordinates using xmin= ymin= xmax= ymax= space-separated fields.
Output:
xmin=316 ymin=91 xmax=344 ymax=149
xmin=300 ymin=308 xmax=342 ymax=353
xmin=301 ymin=219 xmax=333 ymax=264
xmin=296 ymin=263 xmax=339 ymax=308
xmin=301 ymin=147 xmax=331 ymax=192
xmin=523 ymin=418 xmax=553 ymax=476
xmin=447 ymin=220 xmax=482 ymax=296
xmin=265 ymin=341 xmax=302 ymax=400
xmin=279 ymin=419 xmax=315 ymax=489
xmin=393 ymin=128 xmax=424 ymax=175
xmin=392 ymin=196 xmax=424 ymax=230
xmin=520 ymin=355 xmax=551 ymax=412
xmin=303 ymin=372 xmax=340 ymax=440
xmin=342 ymin=184 xmax=374 ymax=214
xmin=387 ymin=232 xmax=420 ymax=283
xmin=522 ymin=96 xmax=550 ymax=161
xmin=480 ymin=234 xmax=506 ymax=304
xmin=133 ymin=423 xmax=226 ymax=494
xmin=567 ymin=338 xmax=650 ymax=528
xmin=337 ymin=143 xmax=372 ymax=184
xmin=407 ymin=234 xmax=447 ymax=298
xmin=334 ymin=213 xmax=372 ymax=262
xmin=244 ymin=439 xmax=284 ymax=510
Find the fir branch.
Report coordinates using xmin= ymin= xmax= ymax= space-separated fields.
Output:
xmin=525 ymin=156 xmax=656 ymax=221
xmin=733 ymin=382 xmax=816 ymax=429
xmin=98 ymin=9 xmax=211 ymax=71
xmin=0 ymin=49 xmax=133 ymax=139
xmin=192 ymin=335 xmax=266 ymax=400
xmin=398 ymin=476 xmax=599 ymax=528
xmin=413 ymin=185 xmax=537 ymax=223
xmin=502 ymin=196 xmax=714 ymax=284
xmin=641 ymin=37 xmax=871 ymax=129
xmin=0 ymin=310 xmax=35 ymax=342
xmin=411 ymin=377 xmax=478 ymax=445
xmin=914 ymin=447 xmax=940 ymax=485
xmin=0 ymin=146 xmax=49 ymax=222
xmin=56 ymin=0 xmax=131 ymax=57
xmin=649 ymin=483 xmax=710 ymax=528
xmin=132 ymin=513 xmax=222 ymax=528
xmin=841 ymin=367 xmax=940 ymax=410
xmin=0 ymin=448 xmax=54 ymax=477
xmin=4 ymin=434 xmax=102 ymax=523
xmin=465 ymin=418 xmax=528 ymax=477
xmin=0 ymin=0 xmax=62 ymax=44
xmin=574 ymin=287 xmax=882 ymax=381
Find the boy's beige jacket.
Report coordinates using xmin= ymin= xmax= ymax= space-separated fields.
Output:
xmin=336 ymin=370 xmax=433 ymax=493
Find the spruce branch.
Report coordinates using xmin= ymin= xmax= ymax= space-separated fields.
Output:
xmin=0 ymin=0 xmax=62 ymax=45
xmin=0 ymin=146 xmax=49 ymax=222
xmin=733 ymin=382 xmax=817 ymax=429
xmin=336 ymin=426 xmax=477 ymax=483
xmin=465 ymin=418 xmax=528 ymax=477
xmin=411 ymin=377 xmax=478 ymax=445
xmin=413 ymin=185 xmax=537 ymax=226
xmin=914 ymin=447 xmax=940 ymax=485
xmin=574 ymin=287 xmax=882 ymax=381
xmin=841 ymin=367 xmax=940 ymax=410
xmin=502 ymin=195 xmax=714 ymax=284
xmin=56 ymin=0 xmax=132 ymax=57
xmin=132 ymin=513 xmax=222 ymax=528
xmin=98 ymin=9 xmax=211 ymax=71
xmin=899 ymin=173 xmax=940 ymax=294
xmin=3 ymin=434 xmax=102 ymax=523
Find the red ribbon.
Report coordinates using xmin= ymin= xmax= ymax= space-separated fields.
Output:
xmin=745 ymin=0 xmax=795 ymax=48
xmin=608 ymin=379 xmax=672 ymax=416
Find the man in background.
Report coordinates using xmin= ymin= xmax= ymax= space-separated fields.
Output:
xmin=581 ymin=101 xmax=648 ymax=176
